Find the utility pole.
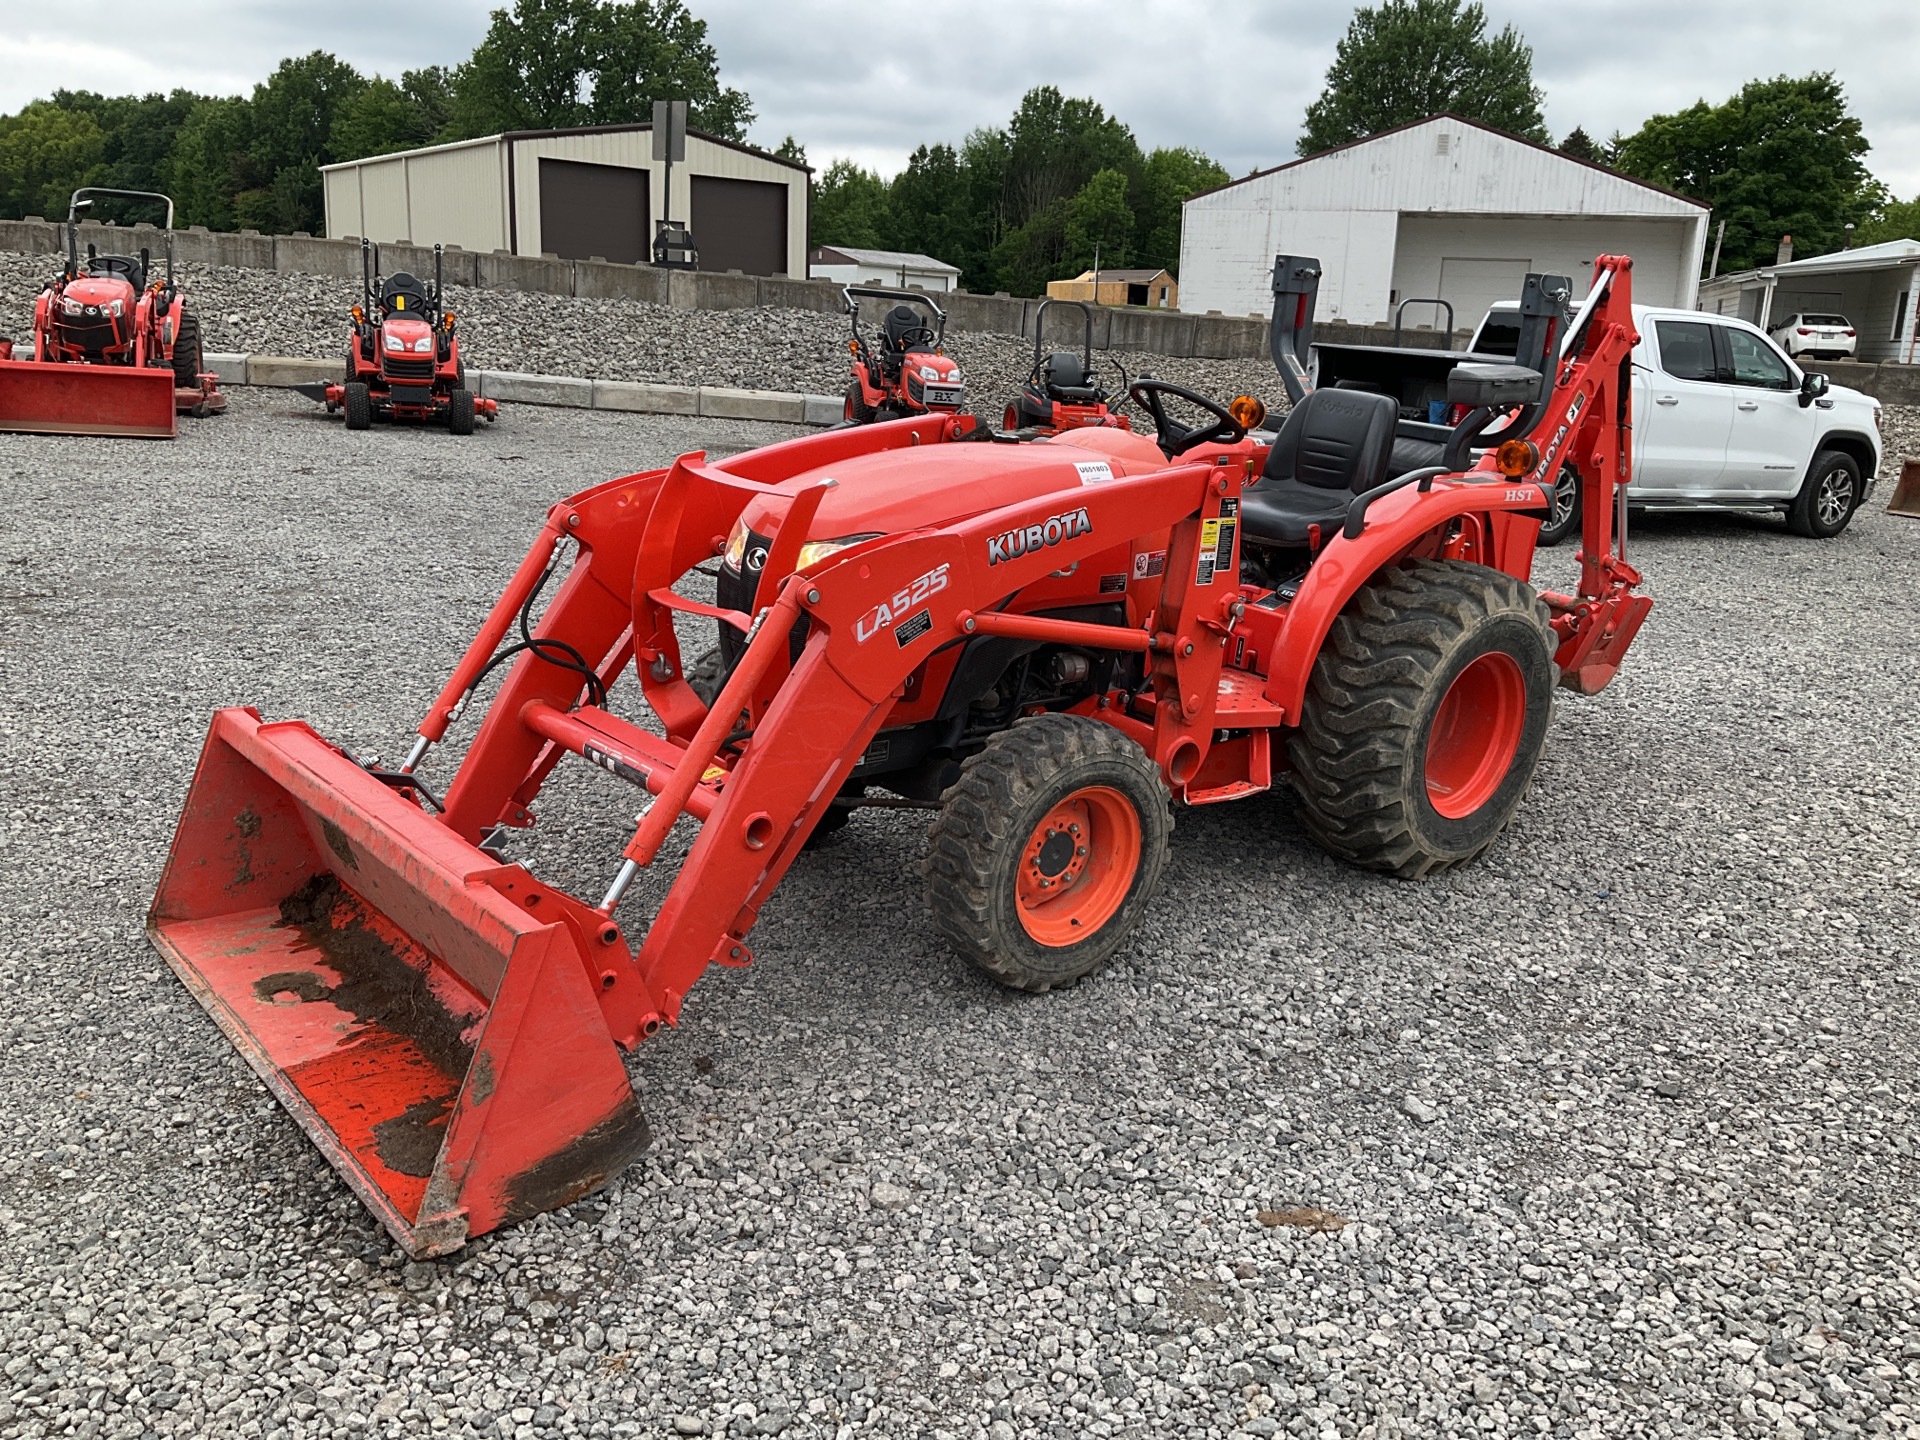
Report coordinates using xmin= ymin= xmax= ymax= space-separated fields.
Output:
xmin=1707 ymin=219 xmax=1726 ymax=280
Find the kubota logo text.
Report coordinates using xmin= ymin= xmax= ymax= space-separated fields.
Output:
xmin=987 ymin=507 xmax=1093 ymax=566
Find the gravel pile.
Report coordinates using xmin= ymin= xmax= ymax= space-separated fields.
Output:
xmin=0 ymin=252 xmax=1288 ymax=416
xmin=1 ymin=397 xmax=1917 ymax=1440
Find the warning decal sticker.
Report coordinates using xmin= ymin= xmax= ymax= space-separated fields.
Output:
xmin=1132 ymin=549 xmax=1167 ymax=579
xmin=1098 ymin=572 xmax=1128 ymax=594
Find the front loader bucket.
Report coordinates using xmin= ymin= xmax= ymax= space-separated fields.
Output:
xmin=148 ymin=709 xmax=649 ymax=1256
xmin=0 ymin=358 xmax=176 ymax=438
xmin=1888 ymin=458 xmax=1920 ymax=519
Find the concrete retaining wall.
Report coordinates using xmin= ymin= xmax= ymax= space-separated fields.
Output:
xmin=1804 ymin=359 xmax=1920 ymax=407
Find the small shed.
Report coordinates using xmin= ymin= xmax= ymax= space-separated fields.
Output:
xmin=808 ymin=246 xmax=962 ymax=293
xmin=322 ymin=125 xmax=811 ymax=277
xmin=1046 ymin=268 xmax=1178 ymax=309
xmin=1179 ymin=115 xmax=1709 ymax=325
xmin=1697 ymin=239 xmax=1920 ymax=363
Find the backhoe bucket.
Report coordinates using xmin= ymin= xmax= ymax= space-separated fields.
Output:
xmin=148 ymin=708 xmax=649 ymax=1256
xmin=0 ymin=358 xmax=177 ymax=438
xmin=1888 ymin=458 xmax=1920 ymax=518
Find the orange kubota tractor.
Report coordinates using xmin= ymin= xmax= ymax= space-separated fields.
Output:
xmin=0 ymin=189 xmax=224 ymax=439
xmin=841 ymin=287 xmax=965 ymax=424
xmin=151 ymin=254 xmax=1650 ymax=1256
xmin=1003 ymin=298 xmax=1132 ymax=434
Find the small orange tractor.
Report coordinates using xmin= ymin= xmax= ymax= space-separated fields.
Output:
xmin=1003 ymin=298 xmax=1131 ymax=434
xmin=0 ymin=189 xmax=224 ymax=438
xmin=297 ymin=240 xmax=495 ymax=434
xmin=841 ymin=287 xmax=964 ymax=423
xmin=151 ymin=254 xmax=1650 ymax=1256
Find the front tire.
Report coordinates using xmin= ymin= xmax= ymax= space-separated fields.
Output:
xmin=1288 ymin=559 xmax=1556 ymax=878
xmin=926 ymin=714 xmax=1171 ymax=992
xmin=170 ymin=309 xmax=204 ymax=391
xmin=1786 ymin=448 xmax=1861 ymax=538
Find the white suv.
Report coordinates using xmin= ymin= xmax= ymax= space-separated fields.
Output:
xmin=1472 ymin=302 xmax=1882 ymax=540
xmin=1769 ymin=312 xmax=1858 ymax=361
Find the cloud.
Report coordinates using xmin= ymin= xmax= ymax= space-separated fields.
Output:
xmin=2 ymin=0 xmax=1915 ymax=197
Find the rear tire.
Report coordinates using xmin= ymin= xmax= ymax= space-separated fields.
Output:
xmin=344 ymin=382 xmax=372 ymax=431
xmin=170 ymin=309 xmax=203 ymax=391
xmin=448 ymin=387 xmax=476 ymax=436
xmin=926 ymin=713 xmax=1172 ymax=992
xmin=844 ymin=380 xmax=875 ymax=425
xmin=1288 ymin=559 xmax=1556 ymax=878
xmin=1786 ymin=448 xmax=1861 ymax=538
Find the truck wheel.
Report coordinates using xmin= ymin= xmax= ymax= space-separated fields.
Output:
xmin=344 ymin=383 xmax=372 ymax=431
xmin=1537 ymin=462 xmax=1582 ymax=548
xmin=926 ymin=713 xmax=1171 ymax=992
xmin=1288 ymin=559 xmax=1556 ymax=878
xmin=448 ymin=387 xmax=476 ymax=436
xmin=1786 ymin=449 xmax=1861 ymax=538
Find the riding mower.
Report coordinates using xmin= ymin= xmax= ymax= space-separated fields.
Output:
xmin=150 ymin=252 xmax=1650 ymax=1256
xmin=1003 ymin=298 xmax=1131 ymax=434
xmin=842 ymin=286 xmax=965 ymax=423
xmin=297 ymin=241 xmax=496 ymax=435
xmin=0 ymin=189 xmax=224 ymax=439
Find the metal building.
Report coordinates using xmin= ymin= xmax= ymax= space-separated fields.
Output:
xmin=1697 ymin=239 xmax=1920 ymax=363
xmin=1179 ymin=115 xmax=1709 ymax=328
xmin=321 ymin=124 xmax=810 ymax=277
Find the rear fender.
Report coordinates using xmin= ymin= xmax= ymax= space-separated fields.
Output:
xmin=1261 ymin=479 xmax=1548 ymax=722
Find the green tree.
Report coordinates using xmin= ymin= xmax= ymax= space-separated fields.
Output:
xmin=1558 ymin=126 xmax=1602 ymax=164
xmin=1062 ymin=168 xmax=1134 ymax=274
xmin=244 ymin=52 xmax=369 ymax=231
xmin=1854 ymin=194 xmax=1920 ymax=248
xmin=1613 ymin=73 xmax=1877 ymax=270
xmin=451 ymin=0 xmax=751 ymax=139
xmin=885 ymin=143 xmax=971 ymax=266
xmin=774 ymin=135 xmax=806 ymax=166
xmin=811 ymin=159 xmax=890 ymax=249
xmin=52 ymin=89 xmax=204 ymax=201
xmin=0 ymin=102 xmax=105 ymax=219
xmin=1134 ymin=146 xmax=1229 ymax=274
xmin=1298 ymin=0 xmax=1547 ymax=156
xmin=168 ymin=96 xmax=260 ymax=231
xmin=332 ymin=79 xmax=432 ymax=160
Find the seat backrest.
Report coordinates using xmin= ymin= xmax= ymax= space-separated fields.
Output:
xmin=381 ymin=272 xmax=430 ymax=314
xmin=882 ymin=305 xmax=930 ymax=352
xmin=1262 ymin=388 xmax=1397 ymax=493
xmin=1041 ymin=350 xmax=1087 ymax=392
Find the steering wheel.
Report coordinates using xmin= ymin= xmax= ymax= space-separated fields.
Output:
xmin=1128 ymin=379 xmax=1246 ymax=456
xmin=888 ymin=324 xmax=935 ymax=352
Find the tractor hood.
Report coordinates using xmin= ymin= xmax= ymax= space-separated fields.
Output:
xmin=733 ymin=427 xmax=1171 ymax=545
xmin=57 ymin=275 xmax=138 ymax=312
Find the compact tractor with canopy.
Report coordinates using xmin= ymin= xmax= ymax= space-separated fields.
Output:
xmin=151 ymin=253 xmax=1650 ymax=1256
xmin=298 ymin=241 xmax=495 ymax=435
xmin=841 ymin=286 xmax=965 ymax=424
xmin=0 ymin=189 xmax=224 ymax=438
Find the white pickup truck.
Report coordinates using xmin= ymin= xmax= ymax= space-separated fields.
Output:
xmin=1472 ymin=302 xmax=1883 ymax=542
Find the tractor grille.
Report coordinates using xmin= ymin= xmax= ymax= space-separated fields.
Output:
xmin=57 ymin=315 xmax=126 ymax=354
xmin=382 ymin=356 xmax=435 ymax=381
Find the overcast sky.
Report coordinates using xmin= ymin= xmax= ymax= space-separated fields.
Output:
xmin=4 ymin=0 xmax=1916 ymax=195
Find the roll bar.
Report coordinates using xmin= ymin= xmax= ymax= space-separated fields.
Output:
xmin=843 ymin=286 xmax=948 ymax=350
xmin=1028 ymin=297 xmax=1096 ymax=374
xmin=66 ymin=188 xmax=177 ymax=287
xmin=1268 ymin=255 xmax=1322 ymax=405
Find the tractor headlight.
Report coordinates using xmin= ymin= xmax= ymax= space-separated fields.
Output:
xmin=62 ymin=298 xmax=84 ymax=315
xmin=796 ymin=534 xmax=880 ymax=569
xmin=721 ymin=517 xmax=751 ymax=571
xmin=384 ymin=333 xmax=405 ymax=352
xmin=108 ymin=298 xmax=124 ymax=317
xmin=413 ymin=335 xmax=433 ymax=353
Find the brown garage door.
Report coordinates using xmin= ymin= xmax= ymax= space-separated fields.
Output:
xmin=691 ymin=175 xmax=788 ymax=276
xmin=538 ymin=158 xmax=649 ymax=264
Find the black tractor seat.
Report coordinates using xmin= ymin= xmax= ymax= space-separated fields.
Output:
xmin=1039 ymin=351 xmax=1101 ymax=404
xmin=381 ymin=273 xmax=431 ymax=315
xmin=1241 ymin=388 xmax=1398 ymax=547
xmin=881 ymin=305 xmax=933 ymax=355
xmin=88 ymin=254 xmax=146 ymax=292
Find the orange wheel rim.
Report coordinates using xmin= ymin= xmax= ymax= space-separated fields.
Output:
xmin=1424 ymin=651 xmax=1526 ymax=819
xmin=1015 ymin=786 xmax=1140 ymax=946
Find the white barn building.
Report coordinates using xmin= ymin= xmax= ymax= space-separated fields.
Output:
xmin=1179 ymin=115 xmax=1710 ymax=329
xmin=808 ymin=246 xmax=962 ymax=293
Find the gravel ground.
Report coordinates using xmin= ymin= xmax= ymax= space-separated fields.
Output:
xmin=0 ymin=252 xmax=1287 ymax=418
xmin=2 ymin=397 xmax=1918 ymax=1440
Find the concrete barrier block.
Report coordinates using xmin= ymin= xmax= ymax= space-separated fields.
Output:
xmin=0 ymin=218 xmax=60 ymax=256
xmin=573 ymin=259 xmax=668 ymax=304
xmin=205 ymin=230 xmax=278 ymax=269
xmin=246 ymin=356 xmax=339 ymax=387
xmin=802 ymin=394 xmax=843 ymax=426
xmin=698 ymin=386 xmax=806 ymax=423
xmin=688 ymin=272 xmax=762 ymax=312
xmin=476 ymin=251 xmax=576 ymax=295
xmin=943 ymin=291 xmax=1026 ymax=337
xmin=758 ymin=276 xmax=843 ymax=316
xmin=1191 ymin=314 xmax=1267 ymax=361
xmin=203 ymin=352 xmax=250 ymax=386
xmin=370 ymin=241 xmax=479 ymax=288
xmin=592 ymin=379 xmax=698 ymax=414
xmin=274 ymin=234 xmax=360 ymax=278
xmin=476 ymin=370 xmax=592 ymax=407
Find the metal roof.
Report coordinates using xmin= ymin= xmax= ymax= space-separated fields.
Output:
xmin=810 ymin=245 xmax=961 ymax=273
xmin=1710 ymin=238 xmax=1920 ymax=284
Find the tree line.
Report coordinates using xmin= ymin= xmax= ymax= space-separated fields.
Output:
xmin=815 ymin=0 xmax=1914 ymax=289
xmin=0 ymin=0 xmax=747 ymax=236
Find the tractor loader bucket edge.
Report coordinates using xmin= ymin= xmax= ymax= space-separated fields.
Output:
xmin=0 ymin=357 xmax=176 ymax=438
